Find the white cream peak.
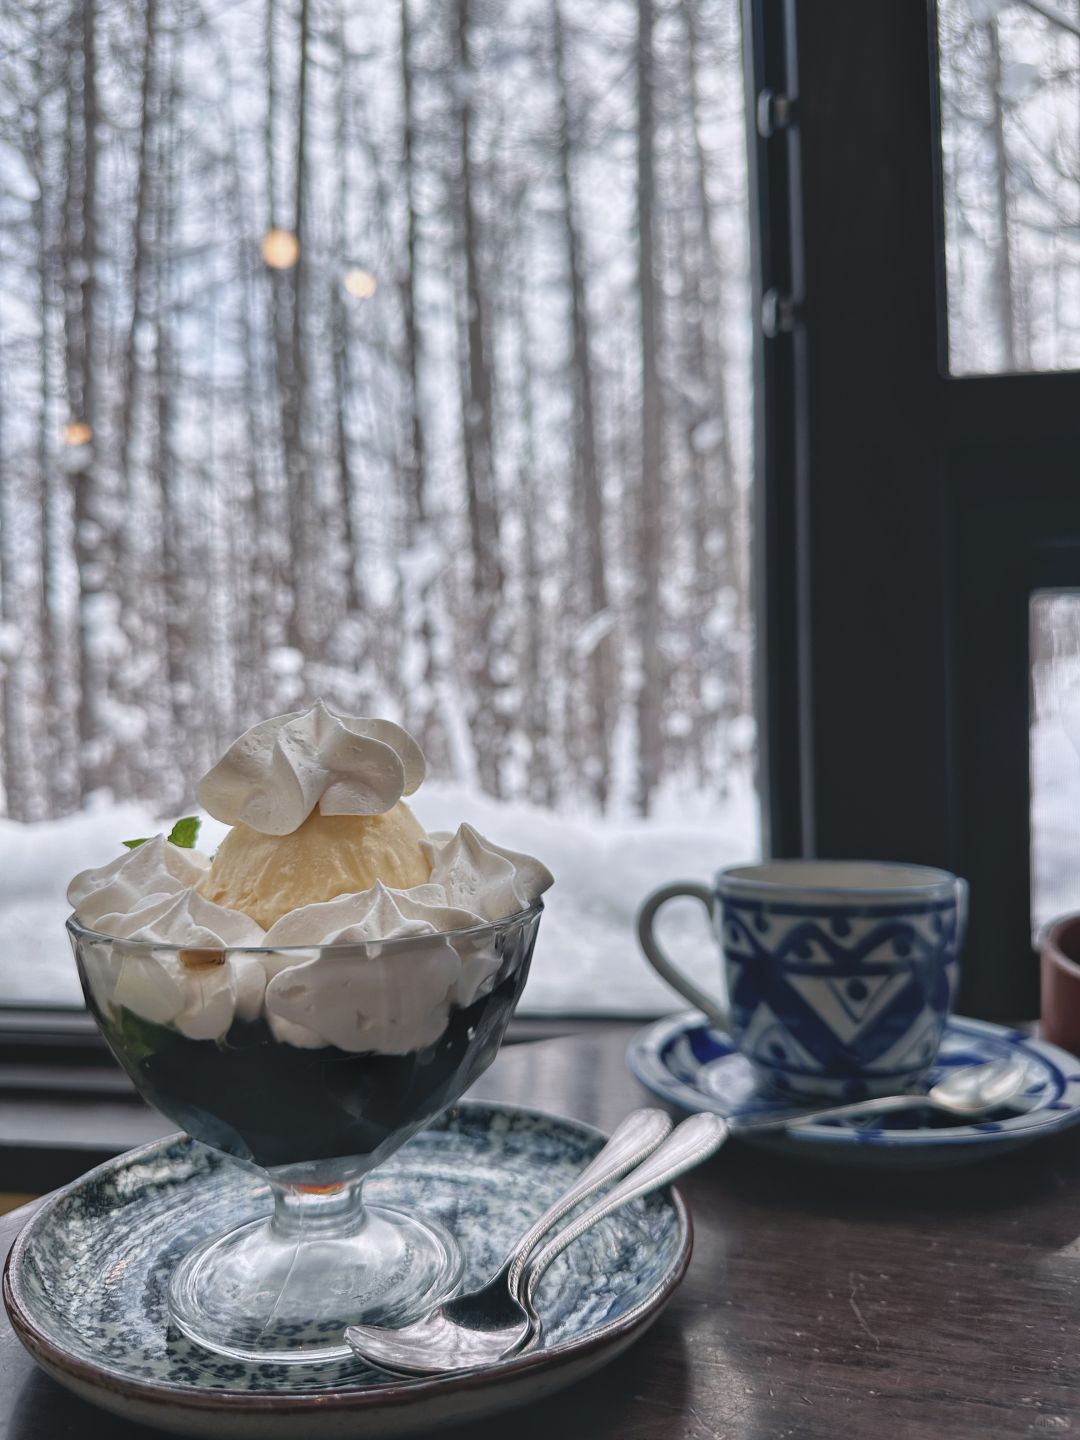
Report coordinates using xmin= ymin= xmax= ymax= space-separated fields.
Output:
xmin=423 ymin=824 xmax=553 ymax=921
xmin=196 ymin=701 xmax=426 ymax=835
xmin=98 ymin=948 xmax=266 ymax=1042
xmin=67 ymin=835 xmax=211 ymax=926
xmin=263 ymin=880 xmax=484 ymax=946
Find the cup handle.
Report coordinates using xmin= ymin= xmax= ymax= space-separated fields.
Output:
xmin=636 ymin=882 xmax=730 ymax=1032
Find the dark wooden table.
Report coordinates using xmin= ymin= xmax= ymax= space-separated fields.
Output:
xmin=4 ymin=1023 xmax=1080 ymax=1439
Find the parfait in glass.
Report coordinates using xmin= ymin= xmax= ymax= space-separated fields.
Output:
xmin=66 ymin=704 xmax=550 ymax=1365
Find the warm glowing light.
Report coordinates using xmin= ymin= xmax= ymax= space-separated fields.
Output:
xmin=261 ymin=228 xmax=300 ymax=269
xmin=63 ymin=421 xmax=93 ymax=446
xmin=343 ymin=268 xmax=377 ymax=299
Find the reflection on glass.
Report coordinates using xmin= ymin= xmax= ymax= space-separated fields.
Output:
xmin=0 ymin=0 xmax=757 ymax=1012
xmin=1030 ymin=592 xmax=1080 ymax=935
xmin=938 ymin=0 xmax=1080 ymax=375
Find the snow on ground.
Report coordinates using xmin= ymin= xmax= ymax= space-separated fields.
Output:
xmin=0 ymin=800 xmax=161 ymax=1006
xmin=1031 ymin=710 xmax=1080 ymax=934
xmin=0 ymin=778 xmax=760 ymax=1014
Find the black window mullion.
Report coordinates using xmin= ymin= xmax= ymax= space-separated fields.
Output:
xmin=744 ymin=0 xmax=805 ymax=858
xmin=753 ymin=0 xmax=1080 ymax=1018
xmin=780 ymin=0 xmax=953 ymax=867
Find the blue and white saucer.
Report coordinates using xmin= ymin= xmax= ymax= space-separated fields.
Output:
xmin=628 ymin=1012 xmax=1080 ymax=1168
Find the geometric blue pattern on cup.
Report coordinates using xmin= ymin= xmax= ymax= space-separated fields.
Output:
xmin=717 ymin=895 xmax=963 ymax=1100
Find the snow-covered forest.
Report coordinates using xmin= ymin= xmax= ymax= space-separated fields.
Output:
xmin=0 ymin=0 xmax=754 ymax=831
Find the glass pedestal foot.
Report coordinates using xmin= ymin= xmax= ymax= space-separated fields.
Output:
xmin=168 ymin=1180 xmax=462 ymax=1365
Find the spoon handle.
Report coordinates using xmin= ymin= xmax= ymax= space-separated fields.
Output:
xmin=728 ymin=1093 xmax=938 ymax=1133
xmin=505 ymin=1108 xmax=673 ymax=1295
xmin=520 ymin=1113 xmax=728 ymax=1316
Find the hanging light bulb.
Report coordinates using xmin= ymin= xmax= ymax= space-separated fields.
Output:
xmin=261 ymin=228 xmax=300 ymax=269
xmin=343 ymin=268 xmax=377 ymax=299
xmin=62 ymin=421 xmax=93 ymax=446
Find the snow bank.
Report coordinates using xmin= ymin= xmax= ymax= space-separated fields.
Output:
xmin=413 ymin=778 xmax=758 ymax=1011
xmin=0 ymin=781 xmax=759 ymax=1013
xmin=1032 ymin=715 xmax=1080 ymax=934
xmin=0 ymin=802 xmax=159 ymax=1005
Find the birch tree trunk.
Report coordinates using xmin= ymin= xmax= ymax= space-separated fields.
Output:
xmin=987 ymin=18 xmax=1017 ymax=372
xmin=0 ymin=334 xmax=22 ymax=818
xmin=400 ymin=0 xmax=426 ymax=537
xmin=117 ymin=0 xmax=162 ymax=796
xmin=333 ymin=28 xmax=363 ymax=623
xmin=33 ymin=18 xmax=76 ymax=813
xmin=454 ymin=0 xmax=504 ymax=797
xmin=266 ymin=0 xmax=301 ymax=660
xmin=553 ymin=0 xmax=614 ymax=811
xmin=397 ymin=0 xmax=434 ymax=755
xmin=636 ymin=0 xmax=665 ymax=816
xmin=66 ymin=0 xmax=112 ymax=798
xmin=512 ymin=240 xmax=556 ymax=809
xmin=683 ymin=0 xmax=746 ymax=763
xmin=285 ymin=0 xmax=312 ymax=655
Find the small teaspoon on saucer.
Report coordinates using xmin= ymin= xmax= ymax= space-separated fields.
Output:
xmin=727 ymin=1057 xmax=1030 ymax=1133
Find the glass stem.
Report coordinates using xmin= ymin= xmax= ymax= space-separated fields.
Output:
xmin=269 ymin=1177 xmax=368 ymax=1240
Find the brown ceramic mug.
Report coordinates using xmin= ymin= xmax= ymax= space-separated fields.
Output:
xmin=1040 ymin=912 xmax=1080 ymax=1056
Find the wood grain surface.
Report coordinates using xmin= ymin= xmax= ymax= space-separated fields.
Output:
xmin=4 ymin=1023 xmax=1080 ymax=1439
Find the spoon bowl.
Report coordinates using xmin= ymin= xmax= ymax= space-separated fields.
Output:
xmin=925 ymin=1057 xmax=1030 ymax=1116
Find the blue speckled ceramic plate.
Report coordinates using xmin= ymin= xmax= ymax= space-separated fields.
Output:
xmin=628 ymin=1012 xmax=1080 ymax=1168
xmin=3 ymin=1102 xmax=690 ymax=1439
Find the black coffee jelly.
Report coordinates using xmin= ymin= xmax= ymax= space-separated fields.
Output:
xmin=89 ymin=952 xmax=531 ymax=1172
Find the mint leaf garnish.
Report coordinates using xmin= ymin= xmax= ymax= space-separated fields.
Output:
xmin=121 ymin=817 xmax=200 ymax=851
xmin=167 ymin=816 xmax=200 ymax=848
xmin=114 ymin=1006 xmax=178 ymax=1063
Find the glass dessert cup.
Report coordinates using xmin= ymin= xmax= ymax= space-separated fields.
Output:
xmin=68 ymin=904 xmax=542 ymax=1366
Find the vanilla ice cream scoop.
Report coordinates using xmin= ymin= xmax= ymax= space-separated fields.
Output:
xmin=198 ymin=803 xmax=431 ymax=929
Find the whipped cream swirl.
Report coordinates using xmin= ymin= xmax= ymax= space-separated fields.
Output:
xmin=69 ymin=835 xmax=211 ymax=927
xmin=263 ymin=879 xmax=483 ymax=946
xmin=423 ymin=824 xmax=553 ymax=922
xmin=197 ymin=701 xmax=425 ymax=835
xmin=67 ymin=705 xmax=553 ymax=1054
xmin=264 ymin=929 xmax=482 ymax=1053
xmin=84 ymin=940 xmax=267 ymax=1042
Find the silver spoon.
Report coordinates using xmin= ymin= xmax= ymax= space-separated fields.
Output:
xmin=461 ymin=1105 xmax=673 ymax=1299
xmin=729 ymin=1057 xmax=1030 ymax=1133
xmin=345 ymin=1112 xmax=728 ymax=1377
xmin=344 ymin=1108 xmax=669 ymax=1363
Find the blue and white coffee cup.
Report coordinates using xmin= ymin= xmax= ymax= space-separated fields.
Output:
xmin=637 ymin=860 xmax=967 ymax=1100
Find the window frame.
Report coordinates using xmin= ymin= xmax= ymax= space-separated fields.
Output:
xmin=748 ymin=0 xmax=1080 ymax=1019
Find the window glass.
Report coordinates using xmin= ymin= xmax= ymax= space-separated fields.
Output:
xmin=1031 ymin=591 xmax=1080 ymax=937
xmin=938 ymin=0 xmax=1080 ymax=375
xmin=0 ymin=0 xmax=757 ymax=1012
